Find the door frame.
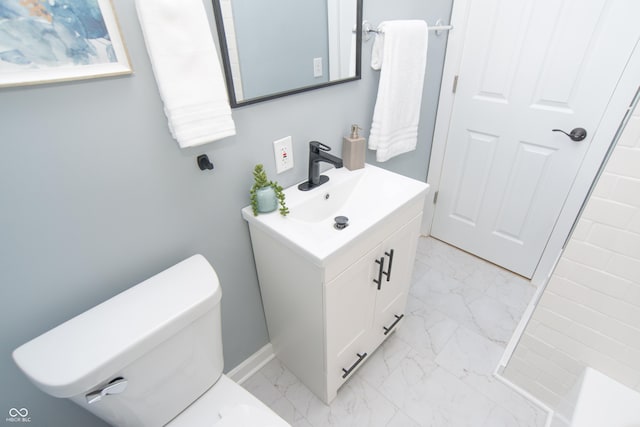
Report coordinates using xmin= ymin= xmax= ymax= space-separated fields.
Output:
xmin=423 ymin=0 xmax=640 ymax=286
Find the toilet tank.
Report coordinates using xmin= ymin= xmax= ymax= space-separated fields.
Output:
xmin=13 ymin=254 xmax=223 ymax=427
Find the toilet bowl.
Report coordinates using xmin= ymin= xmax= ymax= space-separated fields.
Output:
xmin=13 ymin=255 xmax=289 ymax=427
xmin=167 ymin=375 xmax=286 ymax=427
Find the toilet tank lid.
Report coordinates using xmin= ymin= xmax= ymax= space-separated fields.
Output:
xmin=13 ymin=254 xmax=221 ymax=398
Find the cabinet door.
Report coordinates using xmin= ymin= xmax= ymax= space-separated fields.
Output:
xmin=373 ymin=216 xmax=422 ymax=345
xmin=325 ymin=244 xmax=380 ymax=398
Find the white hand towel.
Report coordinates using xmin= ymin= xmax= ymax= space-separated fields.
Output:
xmin=369 ymin=21 xmax=428 ymax=162
xmin=136 ymin=0 xmax=236 ymax=148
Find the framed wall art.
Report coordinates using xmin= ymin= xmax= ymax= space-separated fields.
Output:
xmin=0 ymin=0 xmax=131 ymax=88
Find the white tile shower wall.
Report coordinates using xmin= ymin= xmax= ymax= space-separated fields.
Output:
xmin=504 ymin=102 xmax=640 ymax=413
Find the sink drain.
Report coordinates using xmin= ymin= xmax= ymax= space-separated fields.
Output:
xmin=334 ymin=216 xmax=349 ymax=230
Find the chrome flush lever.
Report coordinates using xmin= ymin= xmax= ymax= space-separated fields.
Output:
xmin=86 ymin=377 xmax=128 ymax=404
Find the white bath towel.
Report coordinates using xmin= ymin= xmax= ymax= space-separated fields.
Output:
xmin=369 ymin=21 xmax=428 ymax=162
xmin=136 ymin=0 xmax=236 ymax=148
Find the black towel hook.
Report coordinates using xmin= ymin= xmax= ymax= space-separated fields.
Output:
xmin=197 ymin=154 xmax=214 ymax=171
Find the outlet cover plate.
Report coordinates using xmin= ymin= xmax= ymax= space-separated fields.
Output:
xmin=273 ymin=136 xmax=294 ymax=174
xmin=313 ymin=57 xmax=323 ymax=78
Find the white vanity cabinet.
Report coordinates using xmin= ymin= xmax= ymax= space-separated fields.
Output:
xmin=247 ymin=210 xmax=423 ymax=404
xmin=325 ymin=216 xmax=421 ymax=399
xmin=242 ymin=164 xmax=428 ymax=404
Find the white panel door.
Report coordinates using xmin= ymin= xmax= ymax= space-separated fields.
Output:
xmin=432 ymin=0 xmax=640 ymax=277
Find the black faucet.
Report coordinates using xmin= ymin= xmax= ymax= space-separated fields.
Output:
xmin=298 ymin=141 xmax=344 ymax=191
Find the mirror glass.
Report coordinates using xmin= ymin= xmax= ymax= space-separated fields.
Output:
xmin=212 ymin=0 xmax=362 ymax=107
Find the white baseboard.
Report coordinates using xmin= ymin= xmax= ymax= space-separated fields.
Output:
xmin=226 ymin=342 xmax=275 ymax=385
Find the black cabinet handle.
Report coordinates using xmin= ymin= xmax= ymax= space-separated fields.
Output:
xmin=341 ymin=352 xmax=368 ymax=379
xmin=382 ymin=249 xmax=394 ymax=282
xmin=383 ymin=314 xmax=404 ymax=335
xmin=373 ymin=257 xmax=385 ymax=290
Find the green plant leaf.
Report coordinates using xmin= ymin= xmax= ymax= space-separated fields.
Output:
xmin=250 ymin=164 xmax=289 ymax=216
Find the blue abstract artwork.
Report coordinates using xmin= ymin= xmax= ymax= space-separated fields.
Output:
xmin=0 ymin=0 xmax=131 ymax=86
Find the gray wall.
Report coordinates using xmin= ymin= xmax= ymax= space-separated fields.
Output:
xmin=0 ymin=0 xmax=452 ymax=425
xmin=234 ymin=0 xmax=329 ymax=99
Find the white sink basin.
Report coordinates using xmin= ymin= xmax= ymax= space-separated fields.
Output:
xmin=287 ymin=169 xmax=365 ymax=223
xmin=241 ymin=164 xmax=429 ymax=265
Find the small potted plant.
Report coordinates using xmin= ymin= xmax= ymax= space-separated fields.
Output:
xmin=250 ymin=164 xmax=289 ymax=216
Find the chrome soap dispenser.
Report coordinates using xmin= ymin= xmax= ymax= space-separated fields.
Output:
xmin=342 ymin=124 xmax=366 ymax=170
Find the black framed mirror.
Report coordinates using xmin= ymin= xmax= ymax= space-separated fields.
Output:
xmin=212 ymin=0 xmax=363 ymax=107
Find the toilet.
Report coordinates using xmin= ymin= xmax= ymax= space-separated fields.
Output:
xmin=13 ymin=255 xmax=289 ymax=427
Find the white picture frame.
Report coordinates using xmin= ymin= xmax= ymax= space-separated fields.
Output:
xmin=0 ymin=0 xmax=132 ymax=88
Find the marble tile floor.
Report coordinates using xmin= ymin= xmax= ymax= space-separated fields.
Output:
xmin=242 ymin=237 xmax=549 ymax=427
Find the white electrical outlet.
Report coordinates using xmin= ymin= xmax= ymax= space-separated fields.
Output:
xmin=313 ymin=57 xmax=323 ymax=78
xmin=273 ymin=136 xmax=294 ymax=174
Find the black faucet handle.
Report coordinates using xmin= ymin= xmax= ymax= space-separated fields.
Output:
xmin=310 ymin=141 xmax=332 ymax=152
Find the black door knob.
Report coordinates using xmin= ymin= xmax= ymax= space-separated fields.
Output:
xmin=552 ymin=127 xmax=587 ymax=142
